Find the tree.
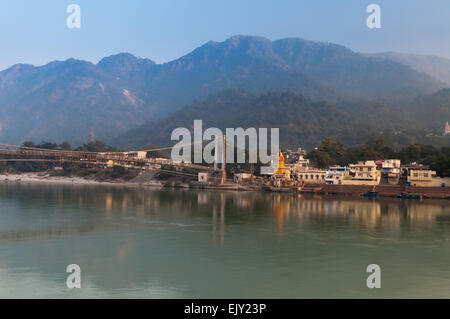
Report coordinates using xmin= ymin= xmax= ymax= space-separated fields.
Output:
xmin=401 ymin=144 xmax=422 ymax=164
xmin=76 ymin=141 xmax=118 ymax=152
xmin=309 ymin=150 xmax=331 ymax=169
xmin=22 ymin=141 xmax=36 ymax=148
xmin=365 ymin=136 xmax=387 ymax=152
xmin=430 ymin=157 xmax=450 ymax=177
xmin=314 ymin=137 xmax=348 ymax=165
xmin=38 ymin=142 xmax=58 ymax=150
xmin=59 ymin=142 xmax=72 ymax=150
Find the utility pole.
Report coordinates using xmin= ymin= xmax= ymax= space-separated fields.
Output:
xmin=214 ymin=137 xmax=219 ymax=171
xmin=90 ymin=128 xmax=94 ymax=143
xmin=221 ymin=135 xmax=226 ymax=184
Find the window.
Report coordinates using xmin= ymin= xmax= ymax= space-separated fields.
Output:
xmin=424 ymin=173 xmax=429 ymax=178
xmin=413 ymin=173 xmax=418 ymax=178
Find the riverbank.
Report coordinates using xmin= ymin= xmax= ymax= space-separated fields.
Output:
xmin=299 ymin=183 xmax=450 ymax=200
xmin=0 ymin=172 xmax=164 ymax=188
xmin=2 ymin=172 xmax=450 ymax=199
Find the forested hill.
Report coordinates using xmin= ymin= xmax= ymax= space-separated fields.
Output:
xmin=115 ymin=89 xmax=450 ymax=150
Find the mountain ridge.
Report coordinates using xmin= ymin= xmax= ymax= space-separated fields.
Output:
xmin=0 ymin=35 xmax=447 ymax=145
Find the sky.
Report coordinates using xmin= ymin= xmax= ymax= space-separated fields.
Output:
xmin=0 ymin=0 xmax=449 ymax=70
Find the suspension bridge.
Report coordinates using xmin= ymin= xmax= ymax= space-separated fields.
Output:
xmin=0 ymin=143 xmax=218 ymax=172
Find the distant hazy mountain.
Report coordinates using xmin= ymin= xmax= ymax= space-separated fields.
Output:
xmin=0 ymin=35 xmax=445 ymax=145
xmin=0 ymin=55 xmax=157 ymax=145
xmin=367 ymin=52 xmax=450 ymax=86
xmin=272 ymin=39 xmax=443 ymax=97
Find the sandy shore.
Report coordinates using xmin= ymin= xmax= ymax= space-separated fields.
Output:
xmin=0 ymin=172 xmax=164 ymax=187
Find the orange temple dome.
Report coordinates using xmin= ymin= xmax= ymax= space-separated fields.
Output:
xmin=275 ymin=150 xmax=288 ymax=175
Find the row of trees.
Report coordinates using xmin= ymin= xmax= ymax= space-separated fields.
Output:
xmin=307 ymin=136 xmax=450 ymax=177
xmin=22 ymin=141 xmax=119 ymax=153
xmin=22 ymin=141 xmax=72 ymax=150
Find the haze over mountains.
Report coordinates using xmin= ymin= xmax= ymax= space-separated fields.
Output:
xmin=0 ymin=35 xmax=449 ymax=147
xmin=366 ymin=52 xmax=450 ymax=87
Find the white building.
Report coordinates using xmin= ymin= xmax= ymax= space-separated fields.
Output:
xmin=381 ymin=159 xmax=401 ymax=174
xmin=125 ymin=151 xmax=147 ymax=159
xmin=234 ymin=173 xmax=252 ymax=184
xmin=198 ymin=172 xmax=211 ymax=184
xmin=296 ymin=169 xmax=328 ymax=184
xmin=288 ymin=156 xmax=310 ymax=173
xmin=325 ymin=166 xmax=350 ymax=185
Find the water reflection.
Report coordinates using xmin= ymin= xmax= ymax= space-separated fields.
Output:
xmin=1 ymin=183 xmax=450 ymax=243
xmin=0 ymin=183 xmax=450 ymax=298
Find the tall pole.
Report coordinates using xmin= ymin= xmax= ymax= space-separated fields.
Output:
xmin=221 ymin=135 xmax=226 ymax=184
xmin=214 ymin=137 xmax=219 ymax=171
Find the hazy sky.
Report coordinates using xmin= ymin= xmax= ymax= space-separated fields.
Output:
xmin=0 ymin=0 xmax=449 ymax=70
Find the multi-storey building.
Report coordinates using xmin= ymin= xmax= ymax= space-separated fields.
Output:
xmin=296 ymin=169 xmax=328 ymax=184
xmin=325 ymin=166 xmax=351 ymax=185
xmin=343 ymin=161 xmax=381 ymax=185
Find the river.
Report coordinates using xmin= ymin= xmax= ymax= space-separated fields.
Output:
xmin=0 ymin=183 xmax=450 ymax=298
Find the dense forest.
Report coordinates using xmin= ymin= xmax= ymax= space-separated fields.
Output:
xmin=115 ymin=89 xmax=450 ymax=150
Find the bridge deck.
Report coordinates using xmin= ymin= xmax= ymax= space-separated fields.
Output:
xmin=0 ymin=148 xmax=216 ymax=171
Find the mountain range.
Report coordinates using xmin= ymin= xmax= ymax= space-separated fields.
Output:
xmin=0 ymin=35 xmax=449 ymax=147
